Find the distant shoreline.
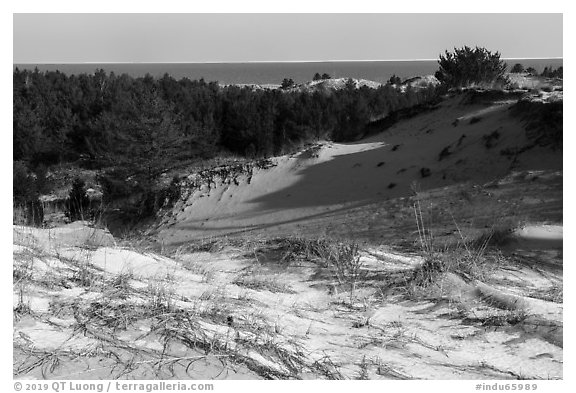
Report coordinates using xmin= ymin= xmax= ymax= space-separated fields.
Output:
xmin=13 ymin=57 xmax=563 ymax=66
xmin=13 ymin=58 xmax=563 ymax=85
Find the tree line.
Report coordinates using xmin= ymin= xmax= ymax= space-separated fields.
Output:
xmin=17 ymin=46 xmax=540 ymax=226
xmin=509 ymin=63 xmax=563 ymax=78
xmin=13 ymin=68 xmax=439 ymax=221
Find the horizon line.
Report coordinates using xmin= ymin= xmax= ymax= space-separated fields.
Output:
xmin=14 ymin=57 xmax=564 ymax=65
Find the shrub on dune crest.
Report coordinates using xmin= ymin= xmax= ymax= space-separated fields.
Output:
xmin=435 ymin=46 xmax=507 ymax=88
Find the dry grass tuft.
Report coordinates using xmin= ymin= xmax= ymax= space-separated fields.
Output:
xmin=405 ymin=191 xmax=512 ymax=296
xmin=233 ymin=272 xmax=295 ymax=294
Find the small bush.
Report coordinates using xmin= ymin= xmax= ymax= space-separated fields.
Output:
xmin=410 ymin=256 xmax=447 ymax=287
xmin=388 ymin=74 xmax=402 ymax=85
xmin=67 ymin=178 xmax=90 ymax=222
xmin=510 ymin=63 xmax=525 ymax=73
xmin=281 ymin=78 xmax=295 ymax=89
xmin=313 ymin=73 xmax=332 ymax=81
xmin=249 ymin=237 xmax=364 ymax=300
xmin=409 ymin=247 xmax=503 ymax=290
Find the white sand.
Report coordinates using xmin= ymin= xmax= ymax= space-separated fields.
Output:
xmin=13 ymin=224 xmax=563 ymax=379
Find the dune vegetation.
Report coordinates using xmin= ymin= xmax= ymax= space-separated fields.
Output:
xmin=13 ymin=47 xmax=563 ymax=380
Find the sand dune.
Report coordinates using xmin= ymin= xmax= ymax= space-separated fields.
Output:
xmin=156 ymin=92 xmax=561 ymax=244
xmin=13 ymin=87 xmax=563 ymax=380
xmin=13 ymin=224 xmax=563 ymax=380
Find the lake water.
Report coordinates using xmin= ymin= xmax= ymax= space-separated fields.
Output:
xmin=13 ymin=59 xmax=563 ymax=85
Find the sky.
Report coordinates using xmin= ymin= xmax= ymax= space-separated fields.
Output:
xmin=13 ymin=13 xmax=563 ymax=63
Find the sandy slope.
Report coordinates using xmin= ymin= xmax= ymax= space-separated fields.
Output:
xmin=13 ymin=88 xmax=562 ymax=380
xmin=156 ymin=92 xmax=561 ymax=245
xmin=13 ymin=224 xmax=562 ymax=380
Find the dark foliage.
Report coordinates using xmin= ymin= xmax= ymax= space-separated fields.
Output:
xmin=388 ymin=74 xmax=402 ymax=85
xmin=281 ymin=78 xmax=295 ymax=89
xmin=13 ymin=161 xmax=50 ymax=226
xmin=362 ymin=97 xmax=442 ymax=140
xmin=510 ymin=100 xmax=563 ymax=149
xmin=510 ymin=63 xmax=525 ymax=73
xmin=541 ymin=66 xmax=563 ymax=79
xmin=14 ymin=68 xmax=437 ymax=170
xmin=14 ymin=161 xmax=38 ymax=206
xmin=13 ymin=68 xmax=438 ymax=221
xmin=313 ymin=73 xmax=332 ymax=81
xmin=438 ymin=146 xmax=452 ymax=161
xmin=435 ymin=46 xmax=507 ymax=88
xmin=67 ymin=178 xmax=90 ymax=221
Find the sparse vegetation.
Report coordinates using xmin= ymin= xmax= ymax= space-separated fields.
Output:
xmin=406 ymin=193 xmax=514 ymax=299
xmin=233 ymin=274 xmax=295 ymax=294
xmin=12 ymin=45 xmax=563 ymax=380
xmin=528 ymin=285 xmax=563 ymax=303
